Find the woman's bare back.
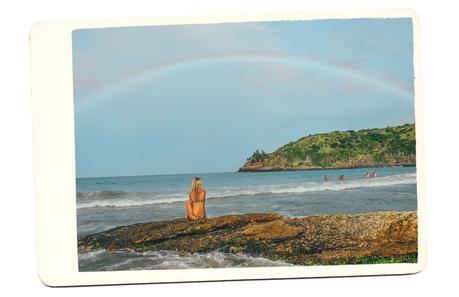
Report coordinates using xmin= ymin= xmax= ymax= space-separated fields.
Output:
xmin=190 ymin=190 xmax=206 ymax=218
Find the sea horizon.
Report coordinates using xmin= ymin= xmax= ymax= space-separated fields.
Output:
xmin=76 ymin=164 xmax=416 ymax=181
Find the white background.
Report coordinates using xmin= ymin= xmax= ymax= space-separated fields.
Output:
xmin=1 ymin=0 xmax=457 ymax=295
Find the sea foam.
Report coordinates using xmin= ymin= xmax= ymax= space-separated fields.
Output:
xmin=78 ymin=249 xmax=290 ymax=271
xmin=76 ymin=173 xmax=416 ymax=210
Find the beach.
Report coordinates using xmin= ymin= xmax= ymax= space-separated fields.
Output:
xmin=77 ymin=166 xmax=417 ymax=270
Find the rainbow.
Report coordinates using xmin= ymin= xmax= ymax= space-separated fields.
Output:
xmin=76 ymin=50 xmax=413 ymax=108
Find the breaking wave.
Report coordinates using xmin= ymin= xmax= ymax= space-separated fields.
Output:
xmin=78 ymin=249 xmax=290 ymax=271
xmin=77 ymin=173 xmax=416 ymax=210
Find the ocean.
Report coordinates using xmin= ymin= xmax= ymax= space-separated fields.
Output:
xmin=77 ymin=166 xmax=417 ymax=271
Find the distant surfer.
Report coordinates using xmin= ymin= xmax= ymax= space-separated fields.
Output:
xmin=324 ymin=175 xmax=328 ymax=181
xmin=337 ymin=175 xmax=345 ymax=182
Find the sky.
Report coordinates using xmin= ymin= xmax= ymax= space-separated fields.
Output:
xmin=72 ymin=18 xmax=414 ymax=178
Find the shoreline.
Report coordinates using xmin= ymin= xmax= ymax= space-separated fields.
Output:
xmin=79 ymin=211 xmax=418 ymax=266
xmin=238 ymin=163 xmax=416 ymax=172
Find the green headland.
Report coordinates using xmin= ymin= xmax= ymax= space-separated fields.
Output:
xmin=239 ymin=123 xmax=416 ymax=172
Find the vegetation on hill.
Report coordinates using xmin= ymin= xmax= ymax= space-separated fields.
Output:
xmin=240 ymin=123 xmax=416 ymax=172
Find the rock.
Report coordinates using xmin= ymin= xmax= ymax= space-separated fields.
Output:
xmin=78 ymin=211 xmax=417 ymax=265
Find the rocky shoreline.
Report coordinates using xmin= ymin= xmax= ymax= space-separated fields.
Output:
xmin=79 ymin=211 xmax=418 ymax=266
xmin=238 ymin=163 xmax=416 ymax=172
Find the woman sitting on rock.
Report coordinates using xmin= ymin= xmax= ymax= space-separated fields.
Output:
xmin=185 ymin=177 xmax=207 ymax=220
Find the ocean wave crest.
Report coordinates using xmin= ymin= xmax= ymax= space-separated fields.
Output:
xmin=77 ymin=173 xmax=416 ymax=210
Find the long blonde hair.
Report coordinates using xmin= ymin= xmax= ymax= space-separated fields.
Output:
xmin=191 ymin=177 xmax=205 ymax=197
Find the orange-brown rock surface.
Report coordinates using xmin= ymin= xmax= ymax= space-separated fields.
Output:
xmin=78 ymin=212 xmax=417 ymax=265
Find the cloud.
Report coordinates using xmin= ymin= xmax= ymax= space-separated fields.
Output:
xmin=73 ymin=76 xmax=104 ymax=89
xmin=72 ymin=22 xmax=281 ymax=99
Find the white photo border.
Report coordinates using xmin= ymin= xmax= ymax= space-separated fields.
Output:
xmin=30 ymin=8 xmax=426 ymax=286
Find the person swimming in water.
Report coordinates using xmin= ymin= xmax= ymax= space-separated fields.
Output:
xmin=366 ymin=171 xmax=377 ymax=178
xmin=185 ymin=177 xmax=207 ymax=220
